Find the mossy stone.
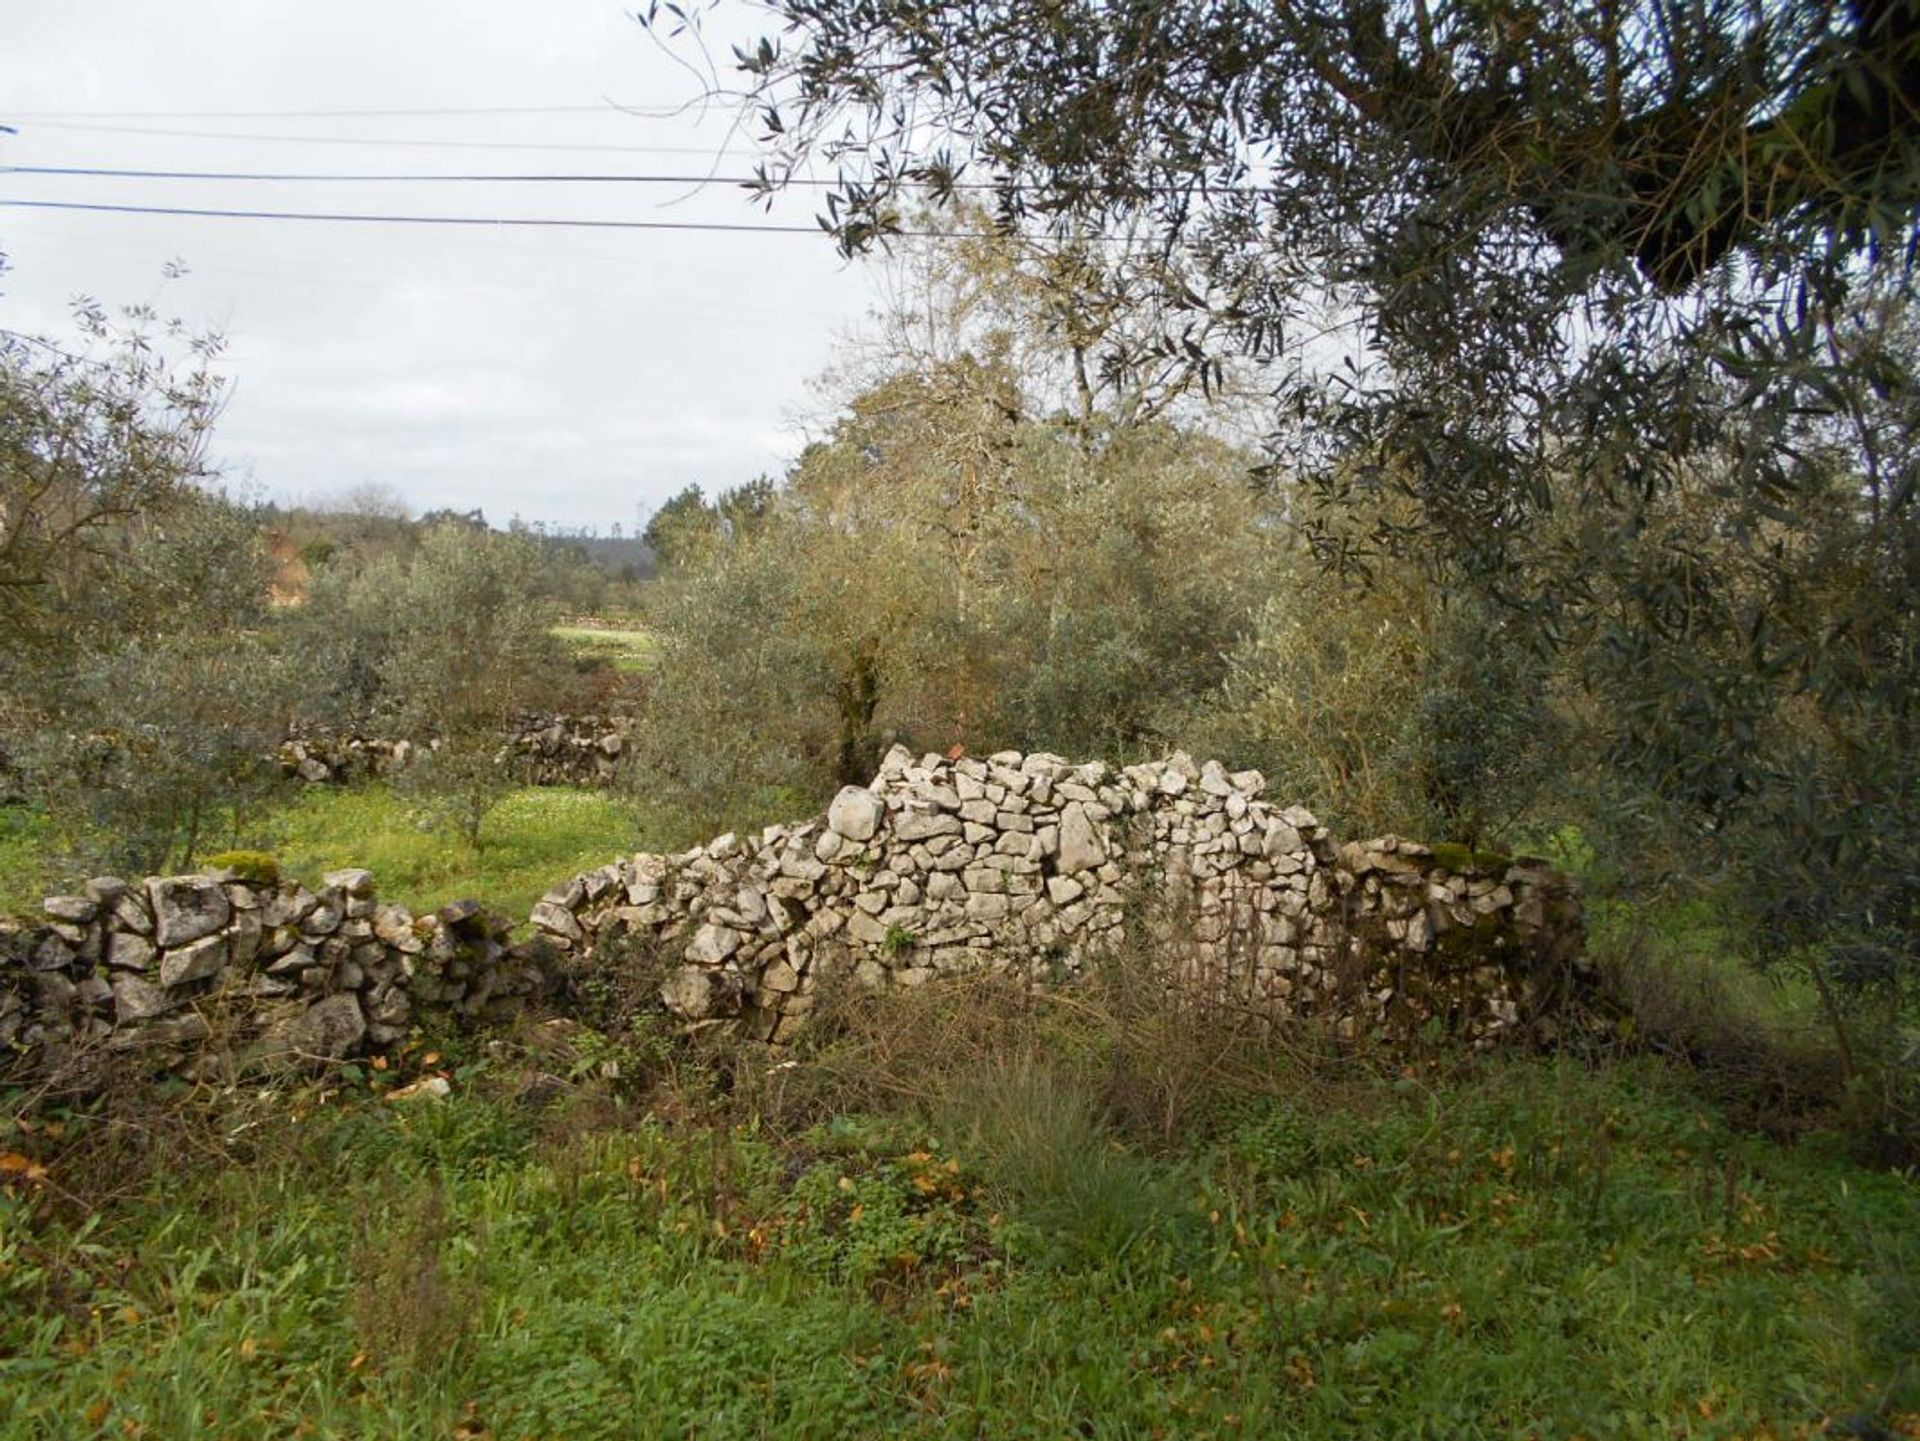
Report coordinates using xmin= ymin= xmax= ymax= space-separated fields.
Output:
xmin=1425 ymin=841 xmax=1514 ymax=875
xmin=202 ymin=850 xmax=283 ymax=886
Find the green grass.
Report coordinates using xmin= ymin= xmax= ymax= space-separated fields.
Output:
xmin=2 ymin=1052 xmax=1913 ymax=1440
xmin=550 ymin=624 xmax=659 ymax=674
xmin=0 ymin=807 xmax=59 ymax=916
xmin=1594 ymin=896 xmax=1823 ymax=1024
xmin=0 ymin=785 xmax=646 ymax=921
xmin=266 ymin=783 xmax=649 ymax=917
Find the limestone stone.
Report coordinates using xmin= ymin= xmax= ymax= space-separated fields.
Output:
xmin=158 ymin=934 xmax=227 ymax=989
xmin=106 ymin=931 xmax=157 ymax=972
xmin=230 ymin=911 xmax=264 ymax=969
xmin=43 ymin=895 xmax=97 ymax=924
xmin=895 ymin=810 xmax=962 ymax=842
xmin=301 ymin=902 xmax=344 ymax=938
xmin=1046 ymin=875 xmax=1086 ymax=907
xmin=926 ymin=872 xmax=963 ymax=901
xmin=964 ymin=892 xmax=1009 ymax=921
xmin=846 ymin=911 xmax=890 ymax=946
xmin=111 ymin=974 xmax=176 ymax=1021
xmin=439 ymin=898 xmax=485 ymax=927
xmin=258 ymin=888 xmax=311 ymax=930
xmin=1057 ymin=802 xmax=1106 ymax=875
xmin=283 ymin=993 xmax=367 ymax=1060
xmin=373 ymin=906 xmax=416 ymax=944
xmin=779 ymin=852 xmax=827 ymax=882
xmin=827 ymin=786 xmax=885 ymax=842
xmin=113 ymin=892 xmax=155 ymax=935
xmin=265 ymin=943 xmax=318 ymax=976
xmin=531 ymin=902 xmax=585 ymax=942
xmin=687 ymin=923 xmax=743 ymax=965
xmin=149 ymin=876 xmax=231 ymax=948
xmin=962 ymin=867 xmax=1007 ymax=894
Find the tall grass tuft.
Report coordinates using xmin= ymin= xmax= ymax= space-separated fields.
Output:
xmin=933 ymin=1044 xmax=1192 ymax=1267
xmin=350 ymin=1180 xmax=479 ymax=1390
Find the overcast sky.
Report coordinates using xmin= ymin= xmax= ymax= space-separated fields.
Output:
xmin=0 ymin=1 xmax=888 ymax=531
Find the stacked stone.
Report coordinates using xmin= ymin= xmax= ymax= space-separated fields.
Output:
xmin=1332 ymin=837 xmax=1586 ymax=1039
xmin=0 ymin=869 xmax=550 ymax=1081
xmin=527 ymin=746 xmax=1585 ymax=1047
xmin=278 ymin=732 xmax=417 ymax=784
xmin=281 ymin=713 xmax=636 ymax=788
xmin=2 ymin=747 xmax=1588 ymax=1080
xmin=505 ymin=713 xmax=635 ymax=787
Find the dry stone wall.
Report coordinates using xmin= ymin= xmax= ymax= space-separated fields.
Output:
xmin=279 ymin=713 xmax=636 ymax=788
xmin=1 ymin=748 xmax=1587 ymax=1084
xmin=530 ymin=747 xmax=1587 ymax=1047
xmin=1 ymin=869 xmax=552 ymax=1083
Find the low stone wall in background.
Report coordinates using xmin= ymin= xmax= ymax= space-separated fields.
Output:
xmin=504 ymin=713 xmax=636 ymax=787
xmin=278 ymin=712 xmax=637 ymax=789
xmin=2 ymin=748 xmax=1588 ymax=1086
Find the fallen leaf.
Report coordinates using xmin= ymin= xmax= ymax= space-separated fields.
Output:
xmin=383 ymin=1077 xmax=452 ymax=1104
xmin=0 ymin=1152 xmax=48 ymax=1184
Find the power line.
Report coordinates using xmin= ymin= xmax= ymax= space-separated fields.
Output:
xmin=0 ymin=165 xmax=1231 ymax=201
xmin=0 ymin=197 xmax=961 ymax=237
xmin=2 ymin=119 xmax=753 ymax=156
xmin=2 ymin=104 xmax=673 ymax=120
xmin=1 ymin=163 xmax=844 ymax=188
xmin=0 ymin=198 xmax=825 ymax=233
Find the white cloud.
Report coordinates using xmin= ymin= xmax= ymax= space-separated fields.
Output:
xmin=0 ymin=0 xmax=886 ymax=531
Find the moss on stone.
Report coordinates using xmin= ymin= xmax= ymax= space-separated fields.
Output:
xmin=202 ymin=850 xmax=282 ymax=886
xmin=1429 ymin=909 xmax=1517 ymax=973
xmin=1425 ymin=841 xmax=1514 ymax=875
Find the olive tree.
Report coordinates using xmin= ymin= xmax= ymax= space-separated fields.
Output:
xmin=15 ymin=493 xmax=290 ymax=875
xmin=0 ymin=283 xmax=288 ymax=876
xmin=1 ymin=290 xmax=224 ymax=675
xmin=645 ymin=0 xmax=1920 ymax=1109
xmin=295 ymin=522 xmax=568 ymax=846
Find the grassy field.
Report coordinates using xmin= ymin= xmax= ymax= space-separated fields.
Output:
xmin=0 ymin=1036 xmax=1913 ymax=1440
xmin=3 ymin=783 xmax=1913 ymax=1436
xmin=267 ymin=784 xmax=651 ymax=918
xmin=0 ymin=784 xmax=651 ymax=921
xmin=550 ymin=623 xmax=659 ymax=674
xmin=0 ymin=808 xmax=59 ymax=920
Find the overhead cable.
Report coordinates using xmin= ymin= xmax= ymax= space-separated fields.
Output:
xmin=2 ymin=120 xmax=753 ymax=156
xmin=0 ymin=163 xmax=857 ymax=188
xmin=2 ymin=104 xmax=671 ymax=120
xmin=0 ymin=197 xmax=980 ymax=237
